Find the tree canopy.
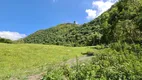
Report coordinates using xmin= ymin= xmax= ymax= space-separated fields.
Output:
xmin=23 ymin=0 xmax=142 ymax=46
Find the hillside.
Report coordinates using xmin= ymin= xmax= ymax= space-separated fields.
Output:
xmin=23 ymin=23 xmax=80 ymax=46
xmin=43 ymin=42 xmax=142 ymax=80
xmin=23 ymin=0 xmax=142 ymax=46
xmin=0 ymin=43 xmax=93 ymax=79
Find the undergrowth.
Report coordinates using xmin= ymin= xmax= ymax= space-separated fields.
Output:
xmin=43 ymin=42 xmax=142 ymax=80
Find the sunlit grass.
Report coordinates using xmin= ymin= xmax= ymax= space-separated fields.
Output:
xmin=0 ymin=43 xmax=94 ymax=79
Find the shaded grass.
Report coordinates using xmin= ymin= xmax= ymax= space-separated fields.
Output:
xmin=0 ymin=43 xmax=94 ymax=79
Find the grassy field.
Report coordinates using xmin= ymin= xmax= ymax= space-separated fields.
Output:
xmin=0 ymin=43 xmax=94 ymax=80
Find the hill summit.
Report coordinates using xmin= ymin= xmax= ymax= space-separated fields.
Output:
xmin=23 ymin=0 xmax=142 ymax=46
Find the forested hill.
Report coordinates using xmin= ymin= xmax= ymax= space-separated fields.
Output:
xmin=23 ymin=23 xmax=80 ymax=46
xmin=23 ymin=0 xmax=142 ymax=46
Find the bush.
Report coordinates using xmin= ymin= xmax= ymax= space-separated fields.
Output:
xmin=81 ymin=51 xmax=94 ymax=56
xmin=94 ymin=44 xmax=106 ymax=50
xmin=43 ymin=44 xmax=142 ymax=80
xmin=14 ymin=39 xmax=25 ymax=44
xmin=0 ymin=38 xmax=13 ymax=44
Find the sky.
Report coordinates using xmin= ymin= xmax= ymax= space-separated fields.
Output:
xmin=0 ymin=0 xmax=117 ymax=40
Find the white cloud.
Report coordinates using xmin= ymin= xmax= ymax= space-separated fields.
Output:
xmin=86 ymin=0 xmax=118 ymax=20
xmin=86 ymin=9 xmax=97 ymax=20
xmin=0 ymin=31 xmax=26 ymax=40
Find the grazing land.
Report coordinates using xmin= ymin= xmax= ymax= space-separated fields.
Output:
xmin=0 ymin=43 xmax=94 ymax=79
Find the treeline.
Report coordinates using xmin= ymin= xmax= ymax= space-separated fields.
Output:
xmin=23 ymin=0 xmax=142 ymax=46
xmin=0 ymin=38 xmax=13 ymax=43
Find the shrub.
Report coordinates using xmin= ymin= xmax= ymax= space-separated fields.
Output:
xmin=94 ymin=44 xmax=105 ymax=50
xmin=81 ymin=51 xmax=94 ymax=56
xmin=43 ymin=44 xmax=142 ymax=80
xmin=0 ymin=38 xmax=13 ymax=44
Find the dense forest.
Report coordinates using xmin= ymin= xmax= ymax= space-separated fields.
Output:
xmin=23 ymin=23 xmax=80 ymax=46
xmin=23 ymin=0 xmax=142 ymax=46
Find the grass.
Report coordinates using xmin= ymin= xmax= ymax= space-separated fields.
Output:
xmin=0 ymin=43 xmax=94 ymax=80
xmin=43 ymin=43 xmax=142 ymax=80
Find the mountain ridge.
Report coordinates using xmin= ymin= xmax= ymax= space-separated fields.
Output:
xmin=23 ymin=0 xmax=142 ymax=46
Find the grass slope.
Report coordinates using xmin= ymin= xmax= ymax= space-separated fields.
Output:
xmin=0 ymin=43 xmax=94 ymax=79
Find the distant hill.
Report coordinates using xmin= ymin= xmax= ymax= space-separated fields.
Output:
xmin=23 ymin=0 xmax=142 ymax=46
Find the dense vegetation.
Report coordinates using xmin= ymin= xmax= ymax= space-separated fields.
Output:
xmin=24 ymin=0 xmax=142 ymax=46
xmin=41 ymin=0 xmax=142 ymax=80
xmin=23 ymin=23 xmax=80 ymax=46
xmin=0 ymin=37 xmax=13 ymax=43
xmin=43 ymin=42 xmax=142 ymax=80
xmin=0 ymin=43 xmax=93 ymax=79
